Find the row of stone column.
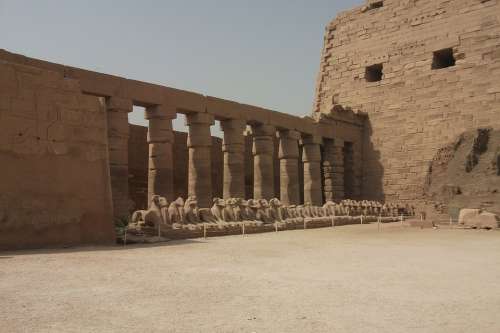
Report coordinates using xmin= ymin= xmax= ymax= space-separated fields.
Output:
xmin=184 ymin=118 xmax=347 ymax=208
xmin=105 ymin=98 xmax=350 ymax=217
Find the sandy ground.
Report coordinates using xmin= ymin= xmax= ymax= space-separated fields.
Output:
xmin=1 ymin=223 xmax=500 ymax=333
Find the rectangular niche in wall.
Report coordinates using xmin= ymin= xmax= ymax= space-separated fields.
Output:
xmin=368 ymin=1 xmax=384 ymax=10
xmin=365 ymin=63 xmax=383 ymax=82
xmin=432 ymin=48 xmax=456 ymax=70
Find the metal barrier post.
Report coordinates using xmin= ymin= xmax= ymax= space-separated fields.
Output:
xmin=203 ymin=223 xmax=207 ymax=239
xmin=242 ymin=222 xmax=245 ymax=236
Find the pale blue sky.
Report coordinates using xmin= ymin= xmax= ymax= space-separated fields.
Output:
xmin=0 ymin=0 xmax=360 ymax=135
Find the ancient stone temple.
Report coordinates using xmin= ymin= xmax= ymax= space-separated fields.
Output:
xmin=0 ymin=49 xmax=363 ymax=249
xmin=1 ymin=0 xmax=499 ymax=249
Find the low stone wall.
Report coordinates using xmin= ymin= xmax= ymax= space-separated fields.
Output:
xmin=127 ymin=215 xmax=399 ymax=242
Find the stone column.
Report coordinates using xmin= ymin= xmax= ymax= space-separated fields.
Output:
xmin=329 ymin=139 xmax=345 ymax=201
xmin=221 ymin=119 xmax=246 ymax=199
xmin=145 ymin=105 xmax=176 ymax=203
xmin=302 ymin=135 xmax=323 ymax=206
xmin=278 ymin=130 xmax=300 ymax=205
xmin=186 ymin=113 xmax=214 ymax=208
xmin=322 ymin=139 xmax=334 ymax=202
xmin=352 ymin=142 xmax=363 ymax=199
xmin=106 ymin=97 xmax=133 ymax=218
xmin=251 ymin=124 xmax=275 ymax=200
xmin=344 ymin=142 xmax=354 ymax=199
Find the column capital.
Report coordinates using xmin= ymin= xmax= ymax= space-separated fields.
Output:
xmin=147 ymin=119 xmax=174 ymax=144
xmin=250 ymin=124 xmax=275 ymax=137
xmin=145 ymin=104 xmax=177 ymax=120
xmin=302 ymin=141 xmax=322 ymax=163
xmin=220 ymin=118 xmax=247 ymax=132
xmin=107 ymin=96 xmax=133 ymax=112
xmin=301 ymin=134 xmax=323 ymax=146
xmin=278 ymin=130 xmax=300 ymax=159
xmin=185 ymin=112 xmax=215 ymax=126
xmin=333 ymin=138 xmax=345 ymax=147
xmin=221 ymin=119 xmax=246 ymax=148
xmin=277 ymin=129 xmax=301 ymax=140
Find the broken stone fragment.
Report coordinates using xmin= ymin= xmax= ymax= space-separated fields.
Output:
xmin=458 ymin=208 xmax=481 ymax=225
xmin=459 ymin=208 xmax=499 ymax=229
xmin=467 ymin=211 xmax=500 ymax=229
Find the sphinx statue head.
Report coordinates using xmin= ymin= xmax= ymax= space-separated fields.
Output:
xmin=184 ymin=196 xmax=201 ymax=224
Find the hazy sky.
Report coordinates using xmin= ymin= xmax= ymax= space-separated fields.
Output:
xmin=0 ymin=0 xmax=360 ymax=135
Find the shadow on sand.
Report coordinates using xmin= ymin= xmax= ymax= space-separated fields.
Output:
xmin=0 ymin=238 xmax=206 ymax=257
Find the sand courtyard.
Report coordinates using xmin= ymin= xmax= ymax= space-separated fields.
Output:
xmin=1 ymin=223 xmax=499 ymax=333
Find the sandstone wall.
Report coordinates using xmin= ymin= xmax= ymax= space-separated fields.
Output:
xmin=0 ymin=60 xmax=115 ymax=250
xmin=314 ymin=0 xmax=500 ymax=202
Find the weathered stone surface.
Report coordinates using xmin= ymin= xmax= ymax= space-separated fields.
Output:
xmin=146 ymin=105 xmax=175 ymax=203
xmin=0 ymin=61 xmax=114 ymax=250
xmin=131 ymin=195 xmax=169 ymax=227
xmin=186 ymin=113 xmax=215 ymax=208
xmin=458 ymin=209 xmax=481 ymax=225
xmin=459 ymin=209 xmax=499 ymax=229
xmin=323 ymin=139 xmax=345 ymax=201
xmin=278 ymin=130 xmax=300 ymax=205
xmin=221 ymin=119 xmax=246 ymax=199
xmin=313 ymin=0 xmax=500 ymax=203
xmin=106 ymin=97 xmax=133 ymax=219
xmin=302 ymin=135 xmax=323 ymax=206
xmin=128 ymin=126 xmax=223 ymax=210
xmin=126 ymin=195 xmax=409 ymax=242
xmin=467 ymin=212 xmax=500 ymax=229
xmin=251 ymin=124 xmax=276 ymax=200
